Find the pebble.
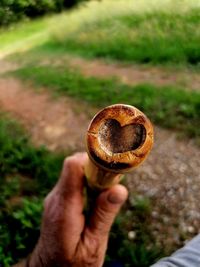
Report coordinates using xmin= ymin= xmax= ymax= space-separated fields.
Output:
xmin=187 ymin=226 xmax=195 ymax=234
xmin=128 ymin=231 xmax=136 ymax=240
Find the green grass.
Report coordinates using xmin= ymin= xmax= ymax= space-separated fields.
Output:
xmin=9 ymin=64 xmax=200 ymax=143
xmin=50 ymin=0 xmax=200 ymax=66
xmin=0 ymin=113 xmax=64 ymax=192
xmin=0 ymin=14 xmax=59 ymax=58
xmin=0 ymin=113 xmax=65 ymax=266
xmin=106 ymin=195 xmax=165 ymax=267
xmin=0 ymin=12 xmax=64 ymax=60
xmin=0 ymin=19 xmax=46 ymax=48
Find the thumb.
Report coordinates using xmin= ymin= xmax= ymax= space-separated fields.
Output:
xmin=88 ymin=185 xmax=128 ymax=237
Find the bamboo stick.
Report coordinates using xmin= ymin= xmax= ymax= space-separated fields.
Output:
xmin=85 ymin=104 xmax=154 ymax=190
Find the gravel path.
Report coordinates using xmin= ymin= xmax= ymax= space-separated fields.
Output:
xmin=0 ymin=77 xmax=199 ymax=251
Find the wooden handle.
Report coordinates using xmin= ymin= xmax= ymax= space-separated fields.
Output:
xmin=85 ymin=104 xmax=154 ymax=190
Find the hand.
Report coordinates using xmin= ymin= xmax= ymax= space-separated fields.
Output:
xmin=28 ymin=153 xmax=128 ymax=267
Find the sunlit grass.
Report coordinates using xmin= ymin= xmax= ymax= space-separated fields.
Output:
xmin=0 ymin=18 xmax=50 ymax=58
xmin=1 ymin=0 xmax=200 ymax=65
xmin=50 ymin=0 xmax=200 ymax=65
xmin=51 ymin=0 xmax=200 ymax=35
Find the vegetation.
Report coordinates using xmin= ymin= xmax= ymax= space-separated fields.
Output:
xmin=1 ymin=0 xmax=200 ymax=67
xmin=0 ymin=114 xmax=64 ymax=266
xmin=0 ymin=0 xmax=88 ymax=27
xmin=50 ymin=0 xmax=200 ymax=66
xmin=10 ymin=64 xmax=200 ymax=144
xmin=106 ymin=195 xmax=165 ymax=267
xmin=0 ymin=114 xmax=64 ymax=191
xmin=0 ymin=17 xmax=51 ymax=59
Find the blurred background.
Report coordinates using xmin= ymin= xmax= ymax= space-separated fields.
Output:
xmin=0 ymin=0 xmax=200 ymax=266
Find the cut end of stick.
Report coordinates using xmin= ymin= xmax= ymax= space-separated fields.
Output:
xmin=99 ymin=119 xmax=146 ymax=154
xmin=86 ymin=104 xmax=154 ymax=173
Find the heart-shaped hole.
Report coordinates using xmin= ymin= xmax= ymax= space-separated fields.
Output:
xmin=98 ymin=119 xmax=146 ymax=153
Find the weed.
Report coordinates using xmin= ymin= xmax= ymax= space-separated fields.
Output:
xmin=0 ymin=113 xmax=64 ymax=192
xmin=0 ymin=114 xmax=66 ymax=264
xmin=105 ymin=195 xmax=165 ymax=267
xmin=0 ymin=197 xmax=43 ymax=266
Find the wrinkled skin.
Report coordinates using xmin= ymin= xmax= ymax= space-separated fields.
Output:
xmin=28 ymin=153 xmax=128 ymax=267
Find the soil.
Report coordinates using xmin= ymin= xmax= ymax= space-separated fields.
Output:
xmin=0 ymin=77 xmax=90 ymax=152
xmin=0 ymin=59 xmax=199 ymax=252
xmin=66 ymin=56 xmax=200 ymax=92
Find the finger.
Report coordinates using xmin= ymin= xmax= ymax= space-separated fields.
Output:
xmin=45 ymin=152 xmax=88 ymax=211
xmin=88 ymin=184 xmax=128 ymax=237
xmin=58 ymin=152 xmax=87 ymax=201
xmin=56 ymin=153 xmax=88 ymax=254
xmin=55 ymin=152 xmax=88 ymax=222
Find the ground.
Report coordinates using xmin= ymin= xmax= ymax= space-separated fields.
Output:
xmin=0 ymin=58 xmax=199 ymax=252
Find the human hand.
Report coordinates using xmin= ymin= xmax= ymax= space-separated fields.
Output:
xmin=28 ymin=153 xmax=128 ymax=267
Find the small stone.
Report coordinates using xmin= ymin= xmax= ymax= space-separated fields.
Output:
xmin=128 ymin=231 xmax=136 ymax=240
xmin=163 ymin=216 xmax=170 ymax=224
xmin=152 ymin=211 xmax=159 ymax=218
xmin=187 ymin=226 xmax=195 ymax=233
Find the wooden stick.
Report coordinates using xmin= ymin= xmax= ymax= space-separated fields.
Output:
xmin=85 ymin=104 xmax=154 ymax=190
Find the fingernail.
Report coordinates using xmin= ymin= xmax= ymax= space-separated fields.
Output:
xmin=108 ymin=193 xmax=123 ymax=204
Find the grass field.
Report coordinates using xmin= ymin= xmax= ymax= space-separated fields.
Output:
xmin=51 ymin=3 xmax=200 ymax=66
xmin=0 ymin=17 xmax=52 ymax=59
xmin=50 ymin=0 xmax=200 ymax=66
xmin=1 ymin=0 xmax=200 ymax=66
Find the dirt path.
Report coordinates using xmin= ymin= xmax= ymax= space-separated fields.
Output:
xmin=0 ymin=77 xmax=199 ymax=251
xmin=3 ymin=54 xmax=199 ymax=92
xmin=0 ymin=77 xmax=90 ymax=151
xmin=65 ymin=56 xmax=200 ymax=92
xmin=0 ymin=60 xmax=19 ymax=74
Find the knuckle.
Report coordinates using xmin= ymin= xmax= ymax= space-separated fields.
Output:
xmin=63 ymin=157 xmax=71 ymax=168
xmin=80 ymin=233 xmax=100 ymax=265
xmin=44 ymin=194 xmax=51 ymax=210
xmin=63 ymin=153 xmax=86 ymax=169
xmin=96 ymin=208 xmax=115 ymax=232
xmin=63 ymin=156 xmax=78 ymax=171
xmin=43 ymin=189 xmax=56 ymax=210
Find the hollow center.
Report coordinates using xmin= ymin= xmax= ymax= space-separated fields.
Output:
xmin=98 ymin=119 xmax=146 ymax=154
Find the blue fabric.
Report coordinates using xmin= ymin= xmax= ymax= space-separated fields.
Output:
xmin=151 ymin=234 xmax=200 ymax=267
xmin=104 ymin=235 xmax=200 ymax=267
